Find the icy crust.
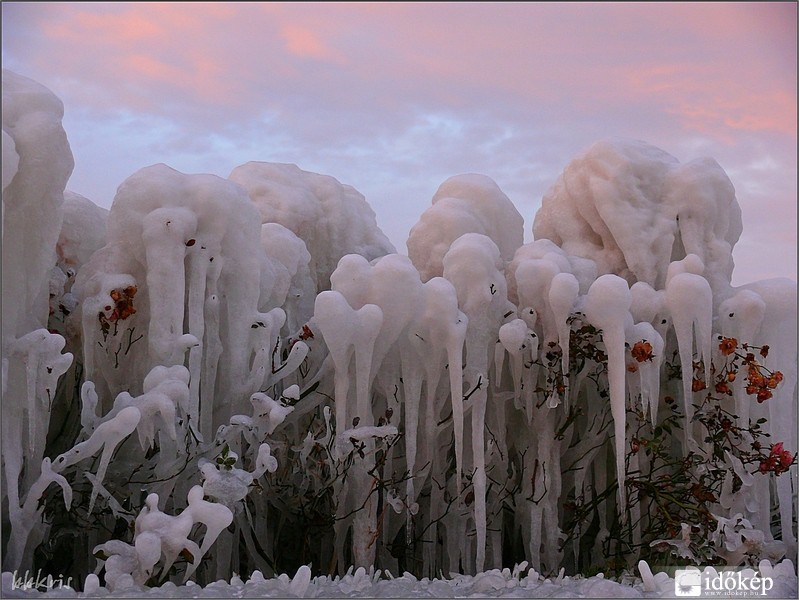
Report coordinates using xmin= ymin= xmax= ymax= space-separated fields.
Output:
xmin=532 ymin=138 xmax=742 ymax=295
xmin=2 ymin=561 xmax=796 ymax=598
xmin=229 ymin=161 xmax=395 ymax=291
xmin=408 ymin=173 xmax=525 ymax=282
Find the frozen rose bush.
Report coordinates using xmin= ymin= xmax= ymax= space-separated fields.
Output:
xmin=1 ymin=71 xmax=796 ymax=593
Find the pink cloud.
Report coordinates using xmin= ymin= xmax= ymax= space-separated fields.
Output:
xmin=41 ymin=8 xmax=162 ymax=43
xmin=622 ymin=61 xmax=796 ymax=141
xmin=280 ymin=24 xmax=347 ymax=64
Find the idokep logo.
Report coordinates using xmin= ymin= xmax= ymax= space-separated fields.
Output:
xmin=675 ymin=570 xmax=703 ymax=596
xmin=674 ymin=568 xmax=775 ymax=597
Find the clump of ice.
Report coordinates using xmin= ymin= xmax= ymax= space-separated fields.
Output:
xmin=57 ymin=191 xmax=108 ymax=273
xmin=72 ymin=163 xmax=298 ymax=437
xmin=2 ymin=70 xmax=74 ymax=335
xmin=408 ymin=173 xmax=524 ymax=281
xmin=2 ymin=69 xmax=75 ymax=573
xmin=229 ymin=161 xmax=395 ymax=291
xmin=533 ymin=138 xmax=742 ymax=294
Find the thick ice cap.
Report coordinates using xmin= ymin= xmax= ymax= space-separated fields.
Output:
xmin=58 ymin=191 xmax=108 ymax=269
xmin=533 ymin=138 xmax=742 ymax=293
xmin=408 ymin=174 xmax=524 ymax=281
xmin=230 ymin=161 xmax=395 ymax=290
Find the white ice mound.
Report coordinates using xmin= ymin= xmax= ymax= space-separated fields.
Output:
xmin=229 ymin=161 xmax=395 ymax=291
xmin=73 ymin=164 xmax=273 ymax=432
xmin=533 ymin=138 xmax=742 ymax=294
xmin=2 ymin=69 xmax=74 ymax=337
xmin=58 ymin=191 xmax=108 ymax=271
xmin=1 ymin=71 xmax=76 ymax=574
xmin=407 ymin=173 xmax=524 ymax=281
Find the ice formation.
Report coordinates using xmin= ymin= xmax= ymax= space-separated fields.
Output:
xmin=229 ymin=161 xmax=396 ymax=291
xmin=1 ymin=72 xmax=796 ymax=595
xmin=533 ymin=138 xmax=742 ymax=295
xmin=2 ymin=70 xmax=75 ymax=573
xmin=407 ymin=173 xmax=525 ymax=281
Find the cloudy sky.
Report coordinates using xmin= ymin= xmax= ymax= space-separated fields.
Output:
xmin=2 ymin=2 xmax=796 ymax=285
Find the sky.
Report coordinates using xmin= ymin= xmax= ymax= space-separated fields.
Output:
xmin=2 ymin=2 xmax=796 ymax=286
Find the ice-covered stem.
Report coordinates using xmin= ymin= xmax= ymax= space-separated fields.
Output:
xmin=80 ymin=380 xmax=100 ymax=434
xmin=271 ymin=339 xmax=309 ymax=387
xmin=249 ymin=392 xmax=295 ymax=436
xmin=11 ymin=329 xmax=73 ymax=469
xmin=242 ymin=307 xmax=284 ymax=394
xmin=499 ymin=319 xmax=538 ymax=413
xmin=3 ymin=457 xmax=73 ymax=571
xmin=1 ymin=329 xmax=73 ymax=571
xmin=52 ymin=405 xmax=141 ymax=513
xmin=2 ymin=87 xmax=74 ymax=509
xmin=585 ymin=274 xmax=633 ymax=516
xmin=182 ymin=485 xmax=234 ymax=581
xmin=252 ymin=442 xmax=279 ymax=478
xmin=134 ymin=492 xmax=198 ymax=581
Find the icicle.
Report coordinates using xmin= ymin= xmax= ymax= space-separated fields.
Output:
xmin=471 ymin=364 xmax=489 ymax=573
xmin=354 ymin=305 xmax=383 ymax=426
xmin=718 ymin=290 xmax=765 ymax=427
xmin=449 ymin=314 xmax=468 ymax=496
xmin=742 ymin=278 xmax=798 ymax=554
xmin=314 ymin=291 xmax=357 ymax=454
xmin=141 ymin=206 xmax=197 ymax=366
xmin=185 ymin=243 xmax=210 ymax=427
xmin=548 ymin=272 xmax=580 ymax=387
xmin=400 ymin=342 xmax=423 ymax=543
xmin=665 ymin=258 xmax=713 ymax=447
xmin=499 ymin=319 xmax=530 ymax=407
xmin=628 ymin=321 xmax=664 ymax=424
xmin=11 ymin=330 xmax=49 ymax=459
xmin=585 ymin=274 xmax=633 ymax=516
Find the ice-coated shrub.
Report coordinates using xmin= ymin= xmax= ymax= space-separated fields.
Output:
xmin=1 ymin=71 xmax=796 ymax=592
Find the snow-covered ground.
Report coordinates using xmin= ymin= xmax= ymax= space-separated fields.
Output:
xmin=3 ymin=561 xmax=797 ymax=598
